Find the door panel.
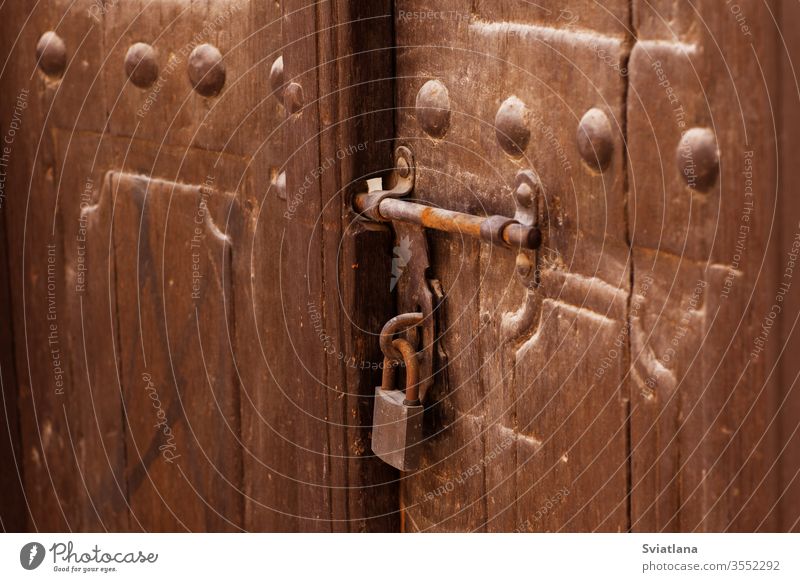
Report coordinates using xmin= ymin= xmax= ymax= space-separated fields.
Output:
xmin=1 ymin=0 xmax=797 ymax=533
xmin=394 ymin=0 xmax=632 ymax=531
xmin=112 ymin=168 xmax=242 ymax=532
xmin=628 ymin=1 xmax=782 ymax=532
xmin=0 ymin=0 xmax=398 ymax=531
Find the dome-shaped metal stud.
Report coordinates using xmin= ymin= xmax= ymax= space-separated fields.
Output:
xmin=415 ymin=80 xmax=451 ymax=139
xmin=677 ymin=127 xmax=719 ymax=191
xmin=36 ymin=31 xmax=67 ymax=78
xmin=495 ymin=96 xmax=530 ymax=157
xmin=187 ymin=44 xmax=226 ymax=97
xmin=577 ymin=108 xmax=614 ymax=171
xmin=124 ymin=42 xmax=158 ymax=88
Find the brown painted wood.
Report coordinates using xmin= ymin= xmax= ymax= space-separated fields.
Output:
xmin=0 ymin=0 xmax=797 ymax=534
xmin=0 ymin=0 xmax=27 ymax=533
xmin=112 ymin=165 xmax=242 ymax=531
xmin=0 ymin=138 xmax=26 ymax=532
xmin=0 ymin=0 xmax=400 ymax=531
xmin=56 ymin=132 xmax=129 ymax=531
xmin=1 ymin=0 xmax=82 ymax=532
xmin=241 ymin=0 xmax=399 ymax=532
xmin=315 ymin=0 xmax=401 ymax=531
xmin=779 ymin=0 xmax=800 ymax=533
xmin=393 ymin=0 xmax=632 ymax=532
xmin=628 ymin=0 xmax=783 ymax=531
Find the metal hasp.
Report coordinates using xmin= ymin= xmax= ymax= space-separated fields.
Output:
xmin=361 ymin=147 xmax=544 ymax=471
xmin=353 ymin=147 xmax=542 ymax=251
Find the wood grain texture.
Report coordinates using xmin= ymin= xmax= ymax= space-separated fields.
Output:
xmin=394 ymin=0 xmax=632 ymax=531
xmin=315 ymin=0 xmax=400 ymax=531
xmin=0 ymin=0 xmax=27 ymax=532
xmin=0 ymin=0 xmax=796 ymax=534
xmin=1 ymin=0 xmax=82 ymax=532
xmin=778 ymin=0 xmax=800 ymax=533
xmin=0 ymin=132 xmax=26 ymax=532
xmin=55 ymin=131 xmax=129 ymax=531
xmin=0 ymin=0 xmax=400 ymax=531
xmin=628 ymin=0 xmax=783 ymax=532
xmin=242 ymin=0 xmax=399 ymax=532
xmin=113 ymin=168 xmax=242 ymax=531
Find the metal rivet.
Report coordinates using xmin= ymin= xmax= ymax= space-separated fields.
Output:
xmin=415 ymin=79 xmax=451 ymax=139
xmin=124 ymin=43 xmax=158 ymax=88
xmin=515 ymin=181 xmax=533 ymax=208
xmin=516 ymin=253 xmax=534 ymax=278
xmin=284 ymin=82 xmax=304 ymax=115
xmin=577 ymin=108 xmax=614 ymax=171
xmin=36 ymin=31 xmax=66 ymax=78
xmin=495 ymin=96 xmax=530 ymax=157
xmin=397 ymin=157 xmax=410 ymax=179
xmin=677 ymin=127 xmax=719 ymax=191
xmin=269 ymin=55 xmax=285 ymax=104
xmin=275 ymin=171 xmax=287 ymax=200
xmin=187 ymin=43 xmax=225 ymax=97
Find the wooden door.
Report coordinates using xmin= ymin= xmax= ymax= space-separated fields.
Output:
xmin=0 ymin=0 xmax=397 ymax=532
xmin=0 ymin=0 xmax=798 ymax=533
xmin=390 ymin=0 xmax=796 ymax=532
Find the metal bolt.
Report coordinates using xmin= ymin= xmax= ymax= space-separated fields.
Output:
xmin=187 ymin=43 xmax=226 ymax=97
xmin=495 ymin=96 xmax=530 ymax=157
xmin=577 ymin=108 xmax=614 ymax=171
xmin=124 ymin=42 xmax=158 ymax=88
xmin=284 ymin=82 xmax=304 ymax=115
xmin=415 ymin=79 xmax=451 ymax=139
xmin=677 ymin=127 xmax=719 ymax=191
xmin=36 ymin=31 xmax=66 ymax=78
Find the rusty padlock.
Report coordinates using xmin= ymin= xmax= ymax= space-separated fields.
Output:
xmin=371 ymin=336 xmax=424 ymax=471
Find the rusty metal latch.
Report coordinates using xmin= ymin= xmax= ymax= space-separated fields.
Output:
xmin=353 ymin=146 xmax=542 ymax=251
xmin=355 ymin=145 xmax=543 ymax=406
xmin=361 ymin=147 xmax=544 ymax=471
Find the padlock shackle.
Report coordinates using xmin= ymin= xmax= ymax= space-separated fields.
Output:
xmin=393 ymin=338 xmax=420 ymax=405
xmin=379 ymin=312 xmax=423 ymax=362
xmin=380 ymin=338 xmax=420 ymax=403
xmin=380 ymin=357 xmax=396 ymax=391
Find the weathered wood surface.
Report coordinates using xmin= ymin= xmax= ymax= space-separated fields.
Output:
xmin=393 ymin=0 xmax=632 ymax=531
xmin=392 ymin=0 xmax=797 ymax=532
xmin=0 ymin=0 xmax=398 ymax=531
xmin=0 ymin=0 xmax=26 ymax=532
xmin=0 ymin=125 xmax=25 ymax=531
xmin=779 ymin=0 xmax=800 ymax=533
xmin=0 ymin=0 xmax=798 ymax=533
xmin=240 ymin=0 xmax=399 ymax=532
xmin=628 ymin=0 xmax=783 ymax=532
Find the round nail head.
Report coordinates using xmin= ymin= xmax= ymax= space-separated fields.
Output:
xmin=577 ymin=108 xmax=614 ymax=171
xmin=516 ymin=253 xmax=534 ymax=278
xmin=284 ymin=82 xmax=304 ymax=115
xmin=270 ymin=55 xmax=285 ymax=103
xmin=677 ymin=127 xmax=719 ymax=191
xmin=187 ymin=44 xmax=226 ymax=97
xmin=495 ymin=96 xmax=530 ymax=157
xmin=397 ymin=157 xmax=410 ymax=178
xmin=36 ymin=31 xmax=67 ymax=78
xmin=515 ymin=181 xmax=533 ymax=207
xmin=415 ymin=79 xmax=451 ymax=139
xmin=125 ymin=42 xmax=158 ymax=88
